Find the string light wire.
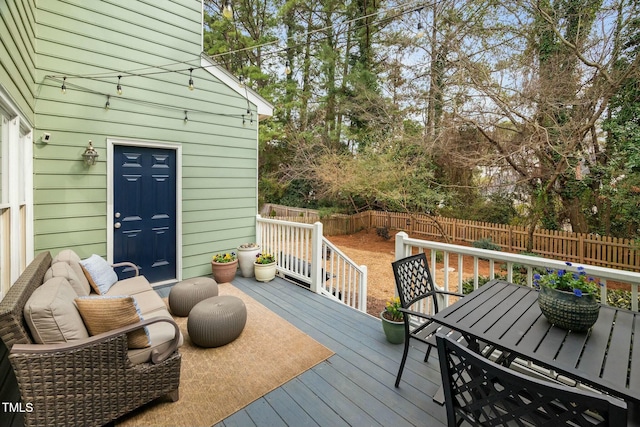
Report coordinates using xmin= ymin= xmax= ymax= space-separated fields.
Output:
xmin=47 ymin=0 xmax=433 ymax=82
xmin=43 ymin=0 xmax=432 ymax=123
xmin=47 ymin=76 xmax=252 ymax=121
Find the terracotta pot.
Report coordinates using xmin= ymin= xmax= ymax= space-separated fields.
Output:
xmin=237 ymin=244 xmax=260 ymax=278
xmin=538 ymin=285 xmax=600 ymax=331
xmin=254 ymin=262 xmax=276 ymax=282
xmin=380 ymin=311 xmax=405 ymax=344
xmin=211 ymin=259 xmax=238 ymax=283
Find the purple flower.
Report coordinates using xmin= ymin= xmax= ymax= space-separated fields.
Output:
xmin=565 ymin=262 xmax=573 ymax=266
xmin=573 ymin=288 xmax=583 ymax=297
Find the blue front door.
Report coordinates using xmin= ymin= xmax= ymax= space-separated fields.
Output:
xmin=113 ymin=145 xmax=177 ymax=283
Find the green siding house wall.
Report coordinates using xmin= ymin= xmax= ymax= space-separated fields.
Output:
xmin=29 ymin=0 xmax=271 ymax=279
xmin=0 ymin=0 xmax=36 ymax=122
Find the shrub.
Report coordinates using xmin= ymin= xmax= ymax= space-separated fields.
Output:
xmin=472 ymin=237 xmax=501 ymax=251
xmin=606 ymin=289 xmax=640 ymax=310
xmin=376 ymin=226 xmax=391 ymax=240
xmin=462 ymin=275 xmax=496 ymax=295
xmin=462 ymin=276 xmax=636 ymax=312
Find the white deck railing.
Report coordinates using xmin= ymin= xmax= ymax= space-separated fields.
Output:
xmin=395 ymin=231 xmax=640 ymax=312
xmin=256 ymin=215 xmax=367 ymax=312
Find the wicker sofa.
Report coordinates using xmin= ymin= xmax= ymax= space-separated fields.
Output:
xmin=0 ymin=251 xmax=182 ymax=427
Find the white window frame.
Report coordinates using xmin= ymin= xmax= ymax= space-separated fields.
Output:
xmin=0 ymin=87 xmax=34 ymax=298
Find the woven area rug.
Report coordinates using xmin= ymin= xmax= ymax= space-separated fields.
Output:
xmin=117 ymin=282 xmax=334 ymax=427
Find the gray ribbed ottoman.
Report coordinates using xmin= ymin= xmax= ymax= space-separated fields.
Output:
xmin=168 ymin=277 xmax=218 ymax=317
xmin=187 ymin=296 xmax=247 ymax=347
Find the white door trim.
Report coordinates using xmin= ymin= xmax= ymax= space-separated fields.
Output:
xmin=106 ymin=138 xmax=183 ymax=285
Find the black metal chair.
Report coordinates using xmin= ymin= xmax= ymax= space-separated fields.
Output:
xmin=436 ymin=333 xmax=628 ymax=426
xmin=391 ymin=252 xmax=465 ymax=388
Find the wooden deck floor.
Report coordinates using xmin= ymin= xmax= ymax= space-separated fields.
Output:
xmin=209 ymin=275 xmax=448 ymax=427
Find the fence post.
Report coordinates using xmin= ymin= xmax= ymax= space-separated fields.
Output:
xmin=310 ymin=221 xmax=323 ymax=294
xmin=395 ymin=231 xmax=409 ymax=260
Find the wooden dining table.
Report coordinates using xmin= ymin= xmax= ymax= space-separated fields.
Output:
xmin=431 ymin=279 xmax=640 ymax=405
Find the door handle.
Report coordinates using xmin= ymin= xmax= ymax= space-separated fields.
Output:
xmin=114 ymin=222 xmax=121 ymax=229
xmin=115 ymin=212 xmax=121 ymax=218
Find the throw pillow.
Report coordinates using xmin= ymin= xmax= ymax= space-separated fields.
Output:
xmin=75 ymin=295 xmax=150 ymax=349
xmin=24 ymin=277 xmax=89 ymax=344
xmin=79 ymin=254 xmax=118 ymax=294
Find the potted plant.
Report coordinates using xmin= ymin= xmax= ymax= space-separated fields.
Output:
xmin=254 ymin=252 xmax=277 ymax=282
xmin=534 ymin=262 xmax=602 ymax=331
xmin=211 ymin=252 xmax=238 ymax=283
xmin=380 ymin=296 xmax=405 ymax=344
xmin=237 ymin=243 xmax=261 ymax=278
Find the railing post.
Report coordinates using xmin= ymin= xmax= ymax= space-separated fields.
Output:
xmin=310 ymin=221 xmax=323 ymax=294
xmin=359 ymin=265 xmax=368 ymax=313
xmin=395 ymin=231 xmax=408 ymax=260
xmin=256 ymin=214 xmax=263 ymax=248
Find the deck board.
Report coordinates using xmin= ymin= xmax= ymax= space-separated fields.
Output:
xmin=210 ymin=274 xmax=448 ymax=427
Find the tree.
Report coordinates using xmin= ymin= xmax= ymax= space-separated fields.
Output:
xmin=446 ymin=0 xmax=639 ymax=246
xmin=203 ymin=0 xmax=640 ymax=242
xmin=599 ymin=7 xmax=640 ymax=238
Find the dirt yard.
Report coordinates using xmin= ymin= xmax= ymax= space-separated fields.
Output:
xmin=326 ymin=229 xmax=491 ymax=317
xmin=326 ymin=229 xmax=633 ymax=317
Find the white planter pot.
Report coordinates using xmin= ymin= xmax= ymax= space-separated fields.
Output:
xmin=254 ymin=262 xmax=277 ymax=282
xmin=237 ymin=244 xmax=261 ymax=278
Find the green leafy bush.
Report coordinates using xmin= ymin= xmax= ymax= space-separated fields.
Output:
xmin=463 ymin=275 xmax=638 ymax=311
xmin=462 ymin=275 xmax=497 ymax=295
xmin=472 ymin=238 xmax=501 ymax=251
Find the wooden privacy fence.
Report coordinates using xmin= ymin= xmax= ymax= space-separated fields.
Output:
xmin=270 ymin=209 xmax=640 ymax=272
xmin=260 ymin=203 xmax=320 ymax=218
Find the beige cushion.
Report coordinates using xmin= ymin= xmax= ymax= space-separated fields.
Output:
xmin=75 ymin=296 xmax=150 ymax=349
xmin=24 ymin=277 xmax=89 ymax=344
xmin=127 ymin=311 xmax=184 ymax=365
xmin=52 ymin=249 xmax=91 ymax=296
xmin=43 ymin=262 xmax=90 ymax=297
xmin=52 ymin=249 xmax=82 ymax=264
xmin=106 ymin=275 xmax=152 ymax=297
xmin=105 ymin=276 xmax=166 ymax=316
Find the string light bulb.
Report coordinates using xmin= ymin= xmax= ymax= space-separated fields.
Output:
xmin=105 ymin=95 xmax=110 ymax=110
xmin=188 ymin=68 xmax=194 ymax=91
xmin=61 ymin=77 xmax=67 ymax=94
xmin=184 ymin=110 xmax=188 ymax=123
xmin=116 ymin=75 xmax=123 ymax=95
xmin=222 ymin=0 xmax=233 ymax=19
xmin=284 ymin=60 xmax=292 ymax=75
xmin=415 ymin=7 xmax=425 ymax=39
